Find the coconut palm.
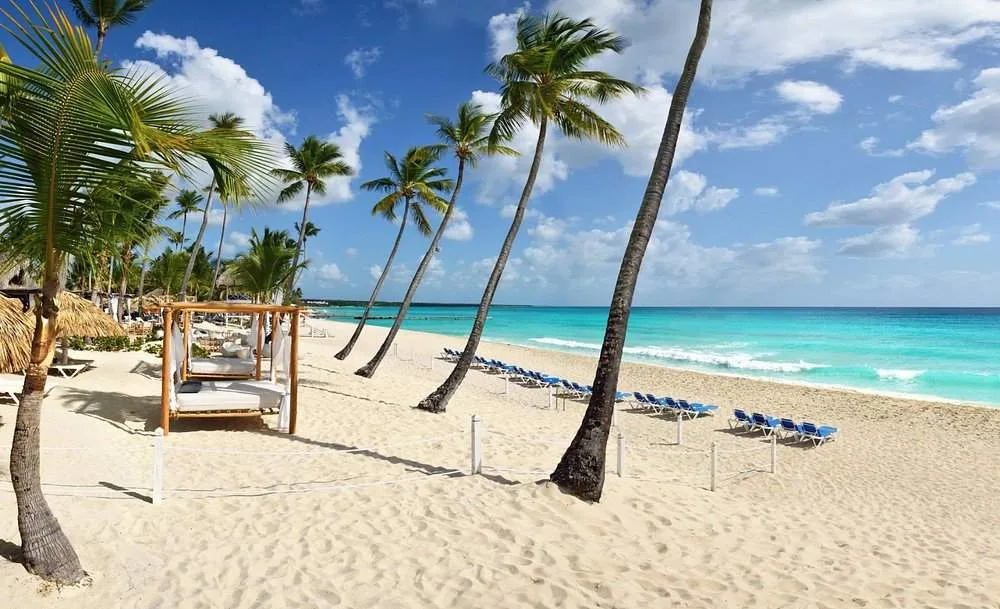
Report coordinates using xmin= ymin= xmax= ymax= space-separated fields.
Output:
xmin=290 ymin=220 xmax=320 ymax=288
xmin=335 ymin=146 xmax=452 ymax=360
xmin=355 ymin=103 xmax=517 ymax=378
xmin=272 ymin=137 xmax=353 ymax=298
xmin=210 ymin=149 xmax=254 ymax=298
xmin=551 ymin=0 xmax=714 ymax=502
xmin=0 ymin=5 xmax=272 ymax=583
xmin=180 ymin=111 xmax=247 ymax=299
xmin=167 ymin=189 xmax=202 ymax=245
xmin=417 ymin=13 xmax=643 ymax=412
xmin=69 ymin=0 xmax=154 ymax=55
xmin=230 ymin=227 xmax=303 ymax=303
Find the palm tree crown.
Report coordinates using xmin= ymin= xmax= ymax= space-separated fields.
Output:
xmin=70 ymin=0 xmax=154 ymax=54
xmin=428 ymin=101 xmax=518 ymax=166
xmin=486 ymin=13 xmax=644 ymax=149
xmin=362 ymin=146 xmax=453 ymax=237
xmin=272 ymin=136 xmax=352 ymax=203
xmin=167 ymin=189 xmax=203 ymax=244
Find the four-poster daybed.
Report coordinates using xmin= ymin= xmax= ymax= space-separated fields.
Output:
xmin=160 ymin=302 xmax=300 ymax=435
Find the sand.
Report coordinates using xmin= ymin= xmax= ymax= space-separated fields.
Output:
xmin=1 ymin=318 xmax=998 ymax=609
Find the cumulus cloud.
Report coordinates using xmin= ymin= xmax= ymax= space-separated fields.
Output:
xmin=221 ymin=230 xmax=251 ymax=257
xmin=345 ymin=247 xmax=359 ymax=257
xmin=908 ymin=67 xmax=1000 ymax=168
xmin=805 ymin=170 xmax=975 ymax=226
xmin=368 ymin=265 xmax=382 ymax=280
xmin=775 ymin=80 xmax=843 ymax=114
xmin=709 ymin=116 xmax=792 ymax=150
xmin=836 ymin=224 xmax=920 ymax=257
xmin=344 ymin=47 xmax=381 ymax=78
xmin=859 ymin=136 xmax=905 ymax=157
xmin=317 ymin=263 xmax=347 ymax=282
xmin=888 ymin=94 xmax=904 ymax=103
xmin=754 ymin=186 xmax=780 ymax=197
xmin=443 ymin=208 xmax=474 ymax=241
xmin=663 ymin=171 xmax=739 ymax=215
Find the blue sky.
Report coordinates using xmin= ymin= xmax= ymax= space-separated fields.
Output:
xmin=40 ymin=1 xmax=1000 ymax=305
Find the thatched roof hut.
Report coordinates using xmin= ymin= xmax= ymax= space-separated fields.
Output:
xmin=0 ymin=292 xmax=124 ymax=373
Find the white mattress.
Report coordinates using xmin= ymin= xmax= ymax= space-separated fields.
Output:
xmin=173 ymin=381 xmax=283 ymax=413
xmin=188 ymin=358 xmax=257 ymax=376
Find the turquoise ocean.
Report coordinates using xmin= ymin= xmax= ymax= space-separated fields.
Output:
xmin=317 ymin=306 xmax=1000 ymax=406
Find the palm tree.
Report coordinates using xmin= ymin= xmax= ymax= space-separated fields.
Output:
xmin=230 ymin=227 xmax=303 ymax=303
xmin=69 ymin=0 xmax=154 ymax=55
xmin=551 ymin=0 xmax=714 ymax=502
xmin=0 ymin=6 xmax=272 ymax=583
xmin=291 ymin=220 xmax=320 ymax=288
xmin=355 ymin=103 xmax=517 ymax=378
xmin=335 ymin=146 xmax=452 ymax=360
xmin=167 ymin=189 xmax=202 ymax=246
xmin=417 ymin=13 xmax=643 ymax=412
xmin=272 ymin=136 xmax=353 ymax=298
xmin=180 ymin=111 xmax=247 ymax=299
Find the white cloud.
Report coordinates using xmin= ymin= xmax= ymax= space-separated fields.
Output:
xmin=443 ymin=208 xmax=474 ymax=241
xmin=710 ymin=116 xmax=791 ymax=150
xmin=500 ymin=204 xmax=543 ymax=220
xmin=344 ymin=47 xmax=381 ymax=78
xmin=953 ymin=223 xmax=991 ymax=245
xmin=908 ymin=67 xmax=1000 ymax=168
xmin=981 ymin=201 xmax=1000 ymax=210
xmin=805 ymin=170 xmax=975 ymax=226
xmin=345 ymin=247 xmax=359 ymax=257
xmin=221 ymin=230 xmax=251 ymax=257
xmin=888 ymin=94 xmax=904 ymax=103
xmin=294 ymin=0 xmax=324 ymax=15
xmin=836 ymin=224 xmax=920 ymax=257
xmin=528 ymin=214 xmax=570 ymax=241
xmin=368 ymin=265 xmax=382 ymax=280
xmin=663 ymin=170 xmax=739 ymax=215
xmin=487 ymin=4 xmax=528 ymax=61
xmin=754 ymin=186 xmax=780 ymax=197
xmin=546 ymin=0 xmax=1000 ymax=81
xmin=775 ymin=80 xmax=843 ymax=114
xmin=859 ymin=136 xmax=905 ymax=157
xmin=317 ymin=263 xmax=347 ymax=282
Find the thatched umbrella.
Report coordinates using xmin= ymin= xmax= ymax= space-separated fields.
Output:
xmin=0 ymin=296 xmax=34 ymax=373
xmin=0 ymin=292 xmax=124 ymax=372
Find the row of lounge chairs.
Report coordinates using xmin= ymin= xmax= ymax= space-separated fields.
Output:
xmin=729 ymin=409 xmax=839 ymax=446
xmin=631 ymin=392 xmax=720 ymax=418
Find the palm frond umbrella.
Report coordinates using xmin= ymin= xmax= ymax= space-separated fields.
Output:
xmin=0 ymin=296 xmax=34 ymax=373
xmin=56 ymin=292 xmax=125 ymax=338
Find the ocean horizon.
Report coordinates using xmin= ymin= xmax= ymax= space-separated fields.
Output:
xmin=315 ymin=304 xmax=1000 ymax=406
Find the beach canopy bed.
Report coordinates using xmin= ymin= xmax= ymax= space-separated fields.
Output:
xmin=160 ymin=302 xmax=300 ymax=435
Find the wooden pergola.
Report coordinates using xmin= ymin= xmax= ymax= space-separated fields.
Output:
xmin=160 ymin=301 xmax=301 ymax=435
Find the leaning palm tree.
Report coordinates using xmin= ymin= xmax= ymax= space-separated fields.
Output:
xmin=551 ymin=0 xmax=714 ymax=502
xmin=0 ymin=5 xmax=272 ymax=583
xmin=290 ymin=220 xmax=320 ymax=287
xmin=417 ymin=13 xmax=643 ymax=412
xmin=180 ymin=111 xmax=246 ymax=299
xmin=210 ymin=162 xmax=253 ymax=298
xmin=335 ymin=146 xmax=452 ymax=360
xmin=355 ymin=103 xmax=517 ymax=378
xmin=69 ymin=0 xmax=153 ymax=55
xmin=229 ymin=227 xmax=303 ymax=303
xmin=272 ymin=136 xmax=353 ymax=297
xmin=167 ymin=189 xmax=202 ymax=245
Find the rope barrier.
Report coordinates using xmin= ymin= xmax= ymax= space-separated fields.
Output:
xmin=481 ymin=466 xmax=550 ymax=476
xmin=164 ymin=433 xmax=465 ymax=457
xmin=163 ymin=468 xmax=463 ymax=498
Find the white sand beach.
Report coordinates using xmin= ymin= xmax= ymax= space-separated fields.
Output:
xmin=2 ymin=318 xmax=998 ymax=609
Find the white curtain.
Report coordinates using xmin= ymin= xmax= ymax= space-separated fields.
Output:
xmin=109 ymin=296 xmax=120 ymax=321
xmin=276 ymin=321 xmax=293 ymax=433
xmin=246 ymin=315 xmax=259 ymax=360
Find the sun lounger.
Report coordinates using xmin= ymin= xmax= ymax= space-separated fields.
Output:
xmin=800 ymin=422 xmax=839 ymax=446
xmin=677 ymin=399 xmax=719 ymax=417
xmin=729 ymin=408 xmax=753 ymax=431
xmin=779 ymin=418 xmax=805 ymax=441
xmin=1 ymin=374 xmax=60 ymax=406
xmin=49 ymin=362 xmax=89 ymax=378
xmin=751 ymin=412 xmax=782 ymax=436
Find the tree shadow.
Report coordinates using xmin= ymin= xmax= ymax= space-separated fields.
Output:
xmin=55 ymin=387 xmax=160 ymax=434
xmin=0 ymin=539 xmax=21 ymax=564
xmin=129 ymin=360 xmax=163 ymax=381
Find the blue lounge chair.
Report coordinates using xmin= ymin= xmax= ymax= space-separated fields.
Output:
xmin=677 ymin=399 xmax=719 ymax=417
xmin=800 ymin=422 xmax=839 ymax=446
xmin=751 ymin=412 xmax=782 ymax=436
xmin=779 ymin=418 xmax=805 ymax=441
xmin=730 ymin=409 xmax=753 ymax=431
xmin=632 ymin=392 xmax=651 ymax=410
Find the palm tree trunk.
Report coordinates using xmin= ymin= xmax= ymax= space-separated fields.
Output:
xmin=180 ymin=213 xmax=188 ymax=245
xmin=210 ymin=204 xmax=228 ymax=298
xmin=11 ymin=273 xmax=87 ymax=584
xmin=95 ymin=25 xmax=107 ymax=56
xmin=336 ymin=200 xmax=412 ymax=360
xmin=355 ymin=160 xmax=467 ymax=378
xmin=137 ymin=246 xmax=149 ymax=303
xmin=550 ymin=0 xmax=713 ymax=502
xmin=286 ymin=184 xmax=313 ymax=298
xmin=118 ymin=248 xmax=132 ymax=315
xmin=180 ymin=180 xmax=215 ymax=299
xmin=418 ymin=119 xmax=549 ymax=412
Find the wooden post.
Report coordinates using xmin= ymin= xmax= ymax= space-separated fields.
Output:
xmin=677 ymin=412 xmax=684 ymax=445
xmin=160 ymin=309 xmax=172 ymax=435
xmin=289 ymin=309 xmax=299 ymax=435
xmin=616 ymin=432 xmax=625 ymax=478
xmin=470 ymin=415 xmax=482 ymax=474
xmin=710 ymin=442 xmax=718 ymax=492
xmin=181 ymin=310 xmax=191 ymax=381
xmin=255 ymin=312 xmax=264 ymax=380
xmin=152 ymin=427 xmax=164 ymax=505
xmin=770 ymin=434 xmax=777 ymax=474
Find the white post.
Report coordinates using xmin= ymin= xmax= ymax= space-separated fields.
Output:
xmin=548 ymin=384 xmax=553 ymax=409
xmin=470 ymin=415 xmax=482 ymax=475
xmin=616 ymin=432 xmax=625 ymax=478
xmin=152 ymin=427 xmax=164 ymax=505
xmin=504 ymin=374 xmax=508 ymax=395
xmin=710 ymin=441 xmax=718 ymax=492
xmin=770 ymin=434 xmax=777 ymax=474
xmin=676 ymin=413 xmax=684 ymax=445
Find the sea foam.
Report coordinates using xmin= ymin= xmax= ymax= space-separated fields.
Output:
xmin=875 ymin=368 xmax=925 ymax=382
